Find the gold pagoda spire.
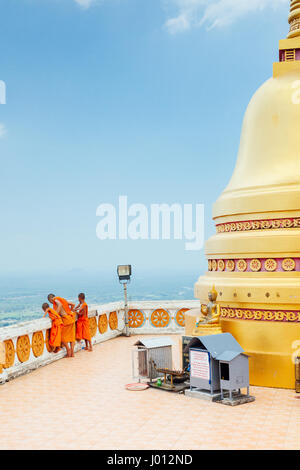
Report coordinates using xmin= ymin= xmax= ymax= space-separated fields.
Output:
xmin=288 ymin=0 xmax=300 ymax=38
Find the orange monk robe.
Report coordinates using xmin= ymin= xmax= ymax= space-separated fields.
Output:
xmin=46 ymin=308 xmax=63 ymax=348
xmin=52 ymin=296 xmax=76 ymax=343
xmin=76 ymin=302 xmax=91 ymax=341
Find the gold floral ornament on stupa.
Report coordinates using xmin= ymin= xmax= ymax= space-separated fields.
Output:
xmin=192 ymin=286 xmax=222 ymax=336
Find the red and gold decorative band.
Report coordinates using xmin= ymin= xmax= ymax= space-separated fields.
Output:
xmin=216 ymin=218 xmax=300 ymax=234
xmin=208 ymin=258 xmax=299 ymax=273
xmin=221 ymin=307 xmax=300 ymax=323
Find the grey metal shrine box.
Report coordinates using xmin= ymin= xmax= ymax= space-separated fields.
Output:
xmin=189 ymin=347 xmax=220 ymax=393
xmin=132 ymin=337 xmax=173 ymax=381
xmin=218 ymin=351 xmax=250 ymax=399
xmin=185 ymin=333 xmax=250 ymax=398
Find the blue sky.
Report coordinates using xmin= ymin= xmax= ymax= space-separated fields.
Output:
xmin=0 ymin=0 xmax=290 ymax=279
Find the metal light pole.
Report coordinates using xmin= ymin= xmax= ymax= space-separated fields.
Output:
xmin=123 ymin=282 xmax=130 ymax=337
xmin=117 ymin=265 xmax=132 ymax=337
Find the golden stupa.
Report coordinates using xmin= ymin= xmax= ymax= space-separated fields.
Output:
xmin=190 ymin=0 xmax=300 ymax=389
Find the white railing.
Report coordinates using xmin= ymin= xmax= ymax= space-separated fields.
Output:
xmin=122 ymin=300 xmax=198 ymax=333
xmin=0 ymin=299 xmax=197 ymax=384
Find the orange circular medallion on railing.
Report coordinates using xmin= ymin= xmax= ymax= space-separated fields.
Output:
xmin=128 ymin=310 xmax=145 ymax=328
xmin=98 ymin=314 xmax=108 ymax=334
xmin=175 ymin=308 xmax=188 ymax=327
xmin=32 ymin=331 xmax=44 ymax=358
xmin=89 ymin=317 xmax=98 ymax=337
xmin=16 ymin=335 xmax=31 ymax=363
xmin=45 ymin=329 xmax=52 ymax=352
xmin=150 ymin=309 xmax=170 ymax=328
xmin=109 ymin=311 xmax=118 ymax=330
xmin=3 ymin=339 xmax=15 ymax=369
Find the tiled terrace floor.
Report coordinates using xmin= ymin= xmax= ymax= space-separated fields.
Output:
xmin=0 ymin=335 xmax=300 ymax=450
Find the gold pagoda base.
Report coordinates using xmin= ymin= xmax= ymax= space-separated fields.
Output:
xmin=185 ymin=308 xmax=298 ymax=389
xmin=193 ymin=273 xmax=300 ymax=389
xmin=221 ymin=318 xmax=299 ymax=389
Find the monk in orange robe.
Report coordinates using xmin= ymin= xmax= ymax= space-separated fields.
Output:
xmin=42 ymin=302 xmax=63 ymax=353
xmin=75 ymin=293 xmax=93 ymax=351
xmin=48 ymin=294 xmax=76 ymax=358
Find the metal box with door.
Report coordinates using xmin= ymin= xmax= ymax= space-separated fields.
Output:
xmin=132 ymin=337 xmax=173 ymax=382
xmin=218 ymin=351 xmax=250 ymax=400
xmin=185 ymin=333 xmax=250 ymax=399
xmin=189 ymin=347 xmax=220 ymax=394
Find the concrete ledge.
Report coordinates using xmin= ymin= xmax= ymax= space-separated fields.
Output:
xmin=217 ymin=395 xmax=256 ymax=406
xmin=185 ymin=389 xmax=222 ymax=402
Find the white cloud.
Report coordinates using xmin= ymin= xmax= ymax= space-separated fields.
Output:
xmin=74 ymin=0 xmax=96 ymax=8
xmin=165 ymin=0 xmax=288 ymax=34
xmin=166 ymin=13 xmax=190 ymax=33
xmin=0 ymin=123 xmax=7 ymax=139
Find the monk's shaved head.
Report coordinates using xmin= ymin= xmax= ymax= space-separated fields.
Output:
xmin=78 ymin=293 xmax=85 ymax=300
xmin=42 ymin=303 xmax=49 ymax=311
xmin=47 ymin=293 xmax=55 ymax=302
